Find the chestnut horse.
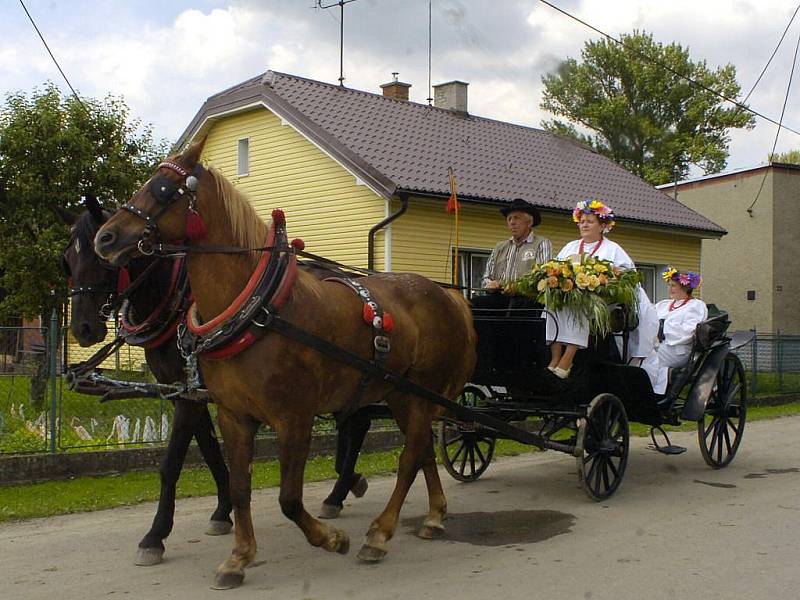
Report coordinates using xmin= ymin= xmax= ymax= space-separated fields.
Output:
xmin=59 ymin=197 xmax=373 ymax=566
xmin=94 ymin=141 xmax=476 ymax=589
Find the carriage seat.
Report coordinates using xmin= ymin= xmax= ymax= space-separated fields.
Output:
xmin=661 ymin=305 xmax=730 ymax=403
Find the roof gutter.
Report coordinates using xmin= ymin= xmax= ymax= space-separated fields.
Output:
xmin=368 ymin=191 xmax=409 ymax=271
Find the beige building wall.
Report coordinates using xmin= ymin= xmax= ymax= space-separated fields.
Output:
xmin=771 ymin=169 xmax=800 ymax=334
xmin=677 ymin=170 xmax=775 ymax=332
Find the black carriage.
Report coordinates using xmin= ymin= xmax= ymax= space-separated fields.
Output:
xmin=436 ymin=302 xmax=749 ymax=500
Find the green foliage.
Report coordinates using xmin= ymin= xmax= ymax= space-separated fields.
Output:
xmin=769 ymin=149 xmax=800 ymax=165
xmin=0 ymin=83 xmax=169 ymax=321
xmin=540 ymin=31 xmax=755 ymax=185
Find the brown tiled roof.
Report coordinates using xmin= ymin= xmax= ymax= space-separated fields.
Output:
xmin=177 ymin=71 xmax=725 ymax=235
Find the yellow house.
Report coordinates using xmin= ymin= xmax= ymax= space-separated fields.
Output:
xmin=175 ymin=71 xmax=724 ymax=304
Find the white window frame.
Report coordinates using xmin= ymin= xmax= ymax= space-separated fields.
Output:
xmin=237 ymin=137 xmax=250 ymax=177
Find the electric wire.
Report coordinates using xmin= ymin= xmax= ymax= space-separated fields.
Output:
xmin=18 ymin=0 xmax=91 ymax=117
xmin=746 ymin=28 xmax=800 ymax=215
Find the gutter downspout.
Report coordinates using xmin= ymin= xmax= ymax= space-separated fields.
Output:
xmin=368 ymin=191 xmax=409 ymax=271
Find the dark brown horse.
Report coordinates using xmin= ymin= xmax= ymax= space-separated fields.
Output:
xmin=58 ymin=197 xmax=233 ymax=566
xmin=94 ymin=141 xmax=476 ymax=589
xmin=59 ymin=197 xmax=372 ymax=566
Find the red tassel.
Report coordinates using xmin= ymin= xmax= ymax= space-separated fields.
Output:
xmin=382 ymin=312 xmax=394 ymax=333
xmin=117 ymin=268 xmax=130 ymax=293
xmin=291 ymin=238 xmax=305 ymax=251
xmin=271 ymin=209 xmax=286 ymax=227
xmin=363 ymin=304 xmax=375 ymax=323
xmin=186 ymin=210 xmax=207 ymax=240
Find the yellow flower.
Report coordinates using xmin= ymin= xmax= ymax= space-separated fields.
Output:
xmin=574 ymin=265 xmax=584 ymax=274
xmin=547 ymin=276 xmax=559 ymax=288
xmin=560 ymin=278 xmax=574 ymax=292
xmin=575 ymin=272 xmax=590 ymax=289
xmin=594 ymin=263 xmax=608 ymax=274
xmin=537 ymin=278 xmax=548 ymax=292
xmin=587 ymin=274 xmax=601 ymax=291
xmin=561 ymin=266 xmax=571 ymax=277
xmin=598 ymin=273 xmax=609 ymax=286
xmin=589 ymin=200 xmax=604 ymax=209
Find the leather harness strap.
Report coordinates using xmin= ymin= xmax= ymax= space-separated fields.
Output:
xmin=325 ymin=277 xmax=394 ymax=426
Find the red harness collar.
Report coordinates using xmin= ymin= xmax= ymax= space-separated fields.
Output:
xmin=185 ymin=218 xmax=298 ymax=360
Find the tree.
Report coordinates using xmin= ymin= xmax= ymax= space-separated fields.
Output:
xmin=540 ymin=31 xmax=755 ymax=186
xmin=0 ymin=83 xmax=168 ymax=407
xmin=769 ymin=149 xmax=800 ymax=165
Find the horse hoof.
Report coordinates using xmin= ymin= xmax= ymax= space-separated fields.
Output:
xmin=318 ymin=503 xmax=342 ymax=520
xmin=134 ymin=547 xmax=164 ymax=566
xmin=212 ymin=570 xmax=245 ymax=590
xmin=323 ymin=529 xmax=350 ymax=554
xmin=351 ymin=475 xmax=368 ymax=498
xmin=206 ymin=520 xmax=233 ymax=536
xmin=417 ymin=525 xmax=445 ymax=540
xmin=357 ymin=544 xmax=387 ymax=563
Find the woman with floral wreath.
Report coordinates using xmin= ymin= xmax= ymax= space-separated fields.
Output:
xmin=641 ymin=268 xmax=707 ymax=395
xmin=545 ymin=199 xmax=658 ymax=378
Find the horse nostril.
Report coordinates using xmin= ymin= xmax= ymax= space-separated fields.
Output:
xmin=97 ymin=229 xmax=116 ymax=247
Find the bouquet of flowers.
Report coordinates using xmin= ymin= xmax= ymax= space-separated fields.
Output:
xmin=509 ymin=255 xmax=641 ymax=335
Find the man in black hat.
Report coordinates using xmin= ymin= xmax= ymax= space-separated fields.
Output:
xmin=482 ymin=198 xmax=551 ymax=291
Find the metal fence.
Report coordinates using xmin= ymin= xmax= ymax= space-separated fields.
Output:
xmin=733 ymin=331 xmax=800 ymax=397
xmin=3 ymin=318 xmax=799 ymax=456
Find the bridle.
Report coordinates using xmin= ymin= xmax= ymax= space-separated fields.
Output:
xmin=120 ymin=160 xmax=204 ymax=256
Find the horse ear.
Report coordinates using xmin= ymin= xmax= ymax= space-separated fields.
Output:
xmin=85 ymin=194 xmax=107 ymax=224
xmin=181 ymin=137 xmax=207 ymax=168
xmin=53 ymin=204 xmax=78 ymax=226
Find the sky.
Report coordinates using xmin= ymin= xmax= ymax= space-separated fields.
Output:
xmin=3 ymin=0 xmax=800 ymax=178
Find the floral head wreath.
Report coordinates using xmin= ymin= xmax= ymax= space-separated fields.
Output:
xmin=662 ymin=266 xmax=702 ymax=289
xmin=572 ymin=199 xmax=616 ymax=233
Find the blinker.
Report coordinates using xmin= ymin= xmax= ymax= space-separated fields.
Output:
xmin=149 ymin=176 xmax=180 ymax=205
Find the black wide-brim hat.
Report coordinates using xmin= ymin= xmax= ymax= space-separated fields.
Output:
xmin=500 ymin=198 xmax=542 ymax=227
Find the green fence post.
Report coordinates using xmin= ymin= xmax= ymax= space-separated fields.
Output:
xmin=751 ymin=328 xmax=757 ymax=397
xmin=49 ymin=308 xmax=58 ymax=453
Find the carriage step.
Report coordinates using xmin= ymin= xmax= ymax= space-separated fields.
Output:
xmin=649 ymin=426 xmax=687 ymax=455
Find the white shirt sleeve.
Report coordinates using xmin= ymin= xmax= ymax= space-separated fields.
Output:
xmin=662 ymin=300 xmax=708 ymax=347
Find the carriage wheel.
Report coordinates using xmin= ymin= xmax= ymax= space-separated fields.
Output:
xmin=698 ymin=353 xmax=747 ymax=469
xmin=576 ymin=393 xmax=629 ymax=501
xmin=437 ymin=386 xmax=496 ymax=482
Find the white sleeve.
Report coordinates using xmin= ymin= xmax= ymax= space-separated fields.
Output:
xmin=663 ymin=301 xmax=707 ymax=346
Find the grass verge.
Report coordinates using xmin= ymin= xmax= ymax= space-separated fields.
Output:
xmin=1 ymin=403 xmax=798 ymax=523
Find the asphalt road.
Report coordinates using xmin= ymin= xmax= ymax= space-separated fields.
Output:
xmin=2 ymin=416 xmax=799 ymax=600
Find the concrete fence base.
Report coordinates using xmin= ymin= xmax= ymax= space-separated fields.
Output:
xmin=0 ymin=429 xmax=406 ymax=486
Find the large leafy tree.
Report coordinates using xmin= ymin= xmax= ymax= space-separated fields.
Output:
xmin=0 ymin=83 xmax=168 ymax=323
xmin=540 ymin=31 xmax=755 ymax=185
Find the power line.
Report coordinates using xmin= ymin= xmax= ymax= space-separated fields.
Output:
xmin=18 ymin=0 xmax=91 ymax=117
xmin=746 ymin=28 xmax=800 ymax=215
xmin=741 ymin=4 xmax=800 ymax=105
xmin=537 ymin=0 xmax=800 ymax=137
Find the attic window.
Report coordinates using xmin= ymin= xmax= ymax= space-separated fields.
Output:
xmin=237 ymin=138 xmax=249 ymax=176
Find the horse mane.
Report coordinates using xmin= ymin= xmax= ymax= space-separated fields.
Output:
xmin=207 ymin=166 xmax=269 ymax=269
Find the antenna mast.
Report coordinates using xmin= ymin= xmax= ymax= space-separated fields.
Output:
xmin=427 ymin=0 xmax=433 ymax=104
xmin=316 ymin=0 xmax=361 ymax=86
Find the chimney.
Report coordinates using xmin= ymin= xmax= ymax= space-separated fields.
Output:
xmin=433 ymin=80 xmax=468 ymax=114
xmin=380 ymin=72 xmax=411 ymax=101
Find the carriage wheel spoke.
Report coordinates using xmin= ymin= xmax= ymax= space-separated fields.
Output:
xmin=451 ymin=441 xmax=466 ymax=466
xmin=607 ymin=456 xmax=620 ymax=479
xmin=474 ymin=442 xmax=487 ymax=465
xmin=601 ymin=456 xmax=611 ymax=491
xmin=726 ymin=417 xmax=739 ymax=437
xmin=468 ymin=445 xmax=476 ymax=475
xmin=715 ymin=420 xmax=724 ymax=463
xmin=458 ymin=444 xmax=469 ymax=476
xmin=722 ymin=422 xmax=733 ymax=456
xmin=593 ymin=456 xmax=604 ymax=496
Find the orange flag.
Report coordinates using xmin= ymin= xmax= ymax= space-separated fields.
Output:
xmin=446 ymin=167 xmax=460 ymax=213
